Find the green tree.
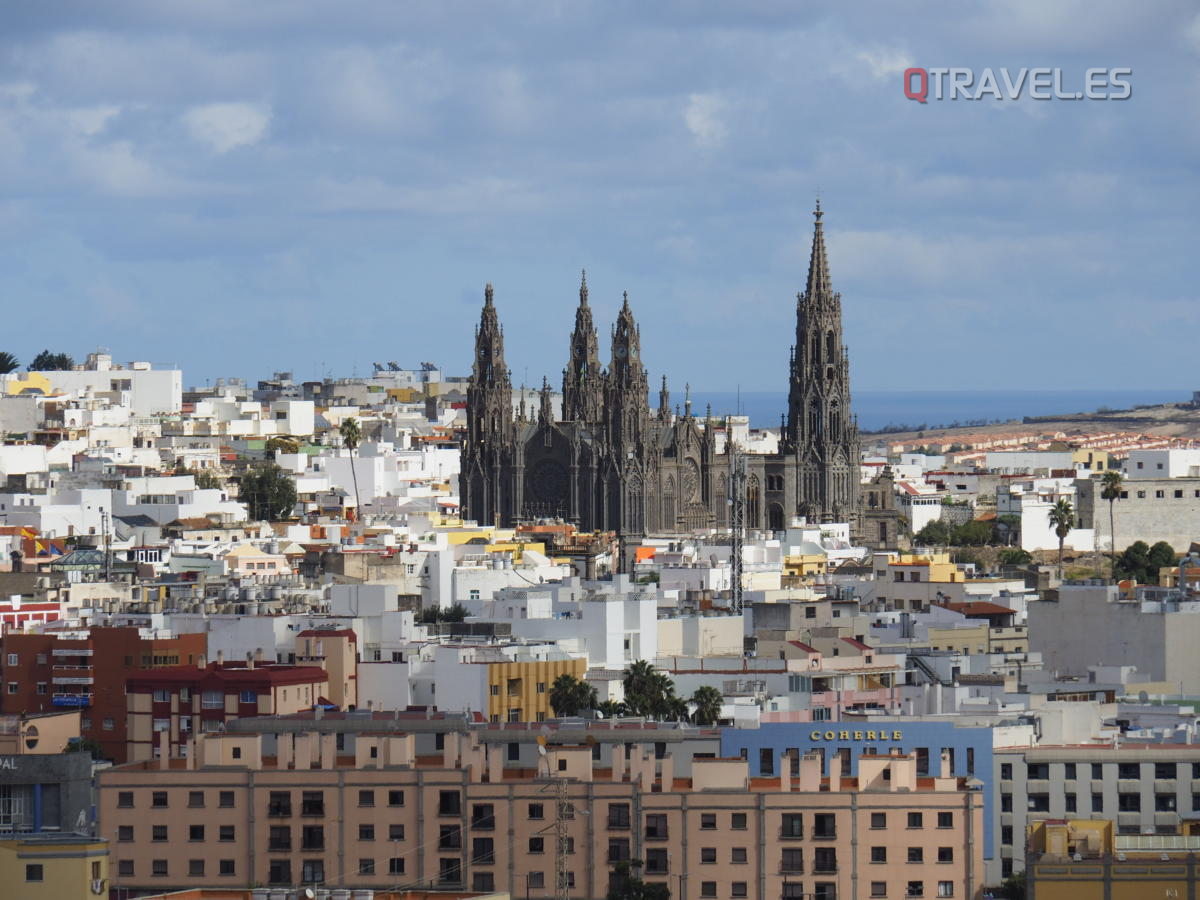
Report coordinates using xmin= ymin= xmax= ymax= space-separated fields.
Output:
xmin=238 ymin=463 xmax=297 ymax=521
xmin=622 ymin=661 xmax=684 ymax=721
xmin=1115 ymin=540 xmax=1152 ymax=583
xmin=69 ymin=736 xmax=109 ymax=761
xmin=1047 ymin=498 xmax=1074 ymax=576
xmin=955 ymin=519 xmax=995 ymax=546
xmin=417 ymin=603 xmax=470 ymax=625
xmin=914 ymin=520 xmax=953 ymax=545
xmin=192 ymin=468 xmax=222 ymax=489
xmin=1147 ymin=540 xmax=1178 ymax=583
xmin=549 ymin=674 xmax=598 ymax=717
xmin=998 ymin=548 xmax=1033 ymax=567
xmin=689 ymin=686 xmax=724 ymax=726
xmin=607 ymin=862 xmax=670 ymax=900
xmin=1100 ymin=470 xmax=1123 ymax=572
xmin=996 ymin=514 xmax=1022 ymax=547
xmin=0 ymin=352 xmax=19 ymax=374
xmin=597 ymin=700 xmax=627 ymax=718
xmin=996 ymin=870 xmax=1026 ymax=900
xmin=340 ymin=417 xmax=363 ymax=521
xmin=29 ymin=350 xmax=74 ymax=370
xmin=266 ymin=436 xmax=300 ymax=456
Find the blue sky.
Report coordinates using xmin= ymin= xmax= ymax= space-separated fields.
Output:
xmin=1 ymin=1 xmax=1197 ymax=392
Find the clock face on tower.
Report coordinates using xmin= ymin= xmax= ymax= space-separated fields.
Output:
xmin=614 ymin=345 xmax=627 ymax=359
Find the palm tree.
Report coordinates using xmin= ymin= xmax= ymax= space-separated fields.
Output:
xmin=549 ymin=674 xmax=598 ymax=717
xmin=690 ymin=686 xmax=724 ymax=726
xmin=1047 ymin=498 xmax=1075 ymax=577
xmin=0 ymin=352 xmax=19 ymax=374
xmin=1100 ymin=469 xmax=1123 ymax=576
xmin=339 ymin=417 xmax=362 ymax=522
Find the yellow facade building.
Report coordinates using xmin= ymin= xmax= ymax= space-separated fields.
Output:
xmin=0 ymin=834 xmax=108 ymax=900
xmin=485 ymin=657 xmax=587 ymax=723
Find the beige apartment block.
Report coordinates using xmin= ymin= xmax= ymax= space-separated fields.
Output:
xmin=98 ymin=730 xmax=984 ymax=900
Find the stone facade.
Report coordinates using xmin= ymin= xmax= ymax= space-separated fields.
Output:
xmin=461 ymin=205 xmax=897 ymax=547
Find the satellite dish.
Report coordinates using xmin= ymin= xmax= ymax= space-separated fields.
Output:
xmin=538 ymin=745 xmax=547 ymax=756
xmin=305 ymin=890 xmax=316 ymax=899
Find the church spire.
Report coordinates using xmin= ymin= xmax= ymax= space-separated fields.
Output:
xmin=606 ymin=290 xmax=649 ymax=451
xmin=563 ymin=269 xmax=603 ymax=423
xmin=658 ymin=374 xmax=671 ymax=422
xmin=805 ymin=200 xmax=834 ymax=302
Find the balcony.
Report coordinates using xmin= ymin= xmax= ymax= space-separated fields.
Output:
xmin=52 ymin=675 xmax=94 ymax=686
xmin=51 ymin=648 xmax=93 ymax=657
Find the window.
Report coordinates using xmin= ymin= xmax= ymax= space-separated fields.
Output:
xmin=474 ymin=872 xmax=496 ymax=892
xmin=871 ymin=846 xmax=887 ymax=863
xmin=645 ymin=814 xmax=669 ymax=840
xmin=609 ymin=839 xmax=631 ymax=863
xmin=152 ymin=791 xmax=168 ymax=808
xmin=188 ymin=790 xmax=205 ymax=808
xmin=701 ymin=882 xmax=717 ymax=898
xmin=813 ymin=847 xmax=837 ymax=873
xmin=220 ymin=859 xmax=236 ymax=876
xmin=1001 ymin=826 xmax=1013 ymax=846
xmin=938 ymin=883 xmax=955 ymax=898
xmin=813 ymin=813 xmax=836 ymax=838
xmin=732 ymin=847 xmax=747 ymax=864
xmin=302 ymin=860 xmax=325 ymax=884
xmin=529 ymin=802 xmax=544 ymax=819
xmin=781 ymin=813 xmax=803 ymax=838
xmin=701 ymin=847 xmax=717 ymax=864
xmin=645 ymin=849 xmax=669 ymax=874
xmin=268 ymin=860 xmax=292 ymax=884
xmin=1118 ymin=763 xmax=1140 ymax=779
xmin=360 ymin=858 xmax=376 ymax=876
xmin=1065 ymin=794 xmax=1077 ymax=813
xmin=118 ymin=791 xmax=134 ymax=808
xmin=1028 ymin=794 xmax=1050 ymax=812
xmin=389 ymin=858 xmax=405 ymax=875
xmin=269 ymin=826 xmax=292 ymax=851
xmin=731 ymin=812 xmax=747 ymax=829
xmin=5 ymin=653 xmax=15 ymax=666
xmin=439 ymin=791 xmax=461 ymax=816
xmin=1000 ymin=763 xmax=1012 ymax=780
xmin=202 ymin=690 xmax=223 ymax=709
xmin=472 ymin=803 xmax=496 ymax=829
xmin=1027 ymin=762 xmax=1049 ymax=780
xmin=732 ymin=883 xmax=748 ymax=898
xmin=1092 ymin=793 xmax=1104 ymax=813
xmin=153 ymin=860 xmax=169 ymax=877
xmin=908 ymin=847 xmax=924 ymax=863
xmin=700 ymin=812 xmax=717 ymax=830
xmin=1000 ymin=794 xmax=1012 ymax=812
xmin=530 ymin=837 xmax=545 ymax=853
xmin=389 ymin=824 xmax=405 ymax=841
xmin=239 ymin=689 xmax=256 ymax=704
xmin=359 ymin=789 xmax=375 ymax=807
xmin=1156 ymin=762 xmax=1177 ymax=779
xmin=360 ymin=824 xmax=375 ymax=841
xmin=219 ymin=791 xmax=235 ymax=808
xmin=908 ymin=812 xmax=924 ymax=829
xmin=118 ymin=860 xmax=134 ymax=877
xmin=388 ymin=790 xmax=405 ymax=807
xmin=782 ymin=847 xmax=804 ymax=872
xmin=301 ymin=791 xmax=324 ymax=816
xmin=269 ymin=792 xmax=292 ymax=817
xmin=25 ymin=864 xmax=43 ymax=882
xmin=152 ymin=825 xmax=168 ymax=842
xmin=937 ymin=847 xmax=953 ymax=863
xmin=508 ymin=742 xmax=521 ymax=761
xmin=1157 ymin=794 xmax=1178 ymax=811
xmin=118 ymin=825 xmax=134 ymax=842
xmin=937 ymin=812 xmax=952 ymax=829
xmin=219 ymin=825 xmax=235 ymax=842
xmin=153 ymin=688 xmax=170 ymax=702
xmin=609 ymin=803 xmax=631 ymax=829
xmin=1118 ymin=793 xmax=1141 ymax=812
xmin=871 ymin=812 xmax=887 ymax=829
xmin=439 ymin=825 xmax=462 ymax=850
xmin=189 ymin=859 xmax=205 ymax=877
xmin=872 ymin=883 xmax=888 ymax=898
xmin=189 ymin=824 xmax=205 ymax=842
xmin=783 ymin=884 xmax=807 ymax=900
xmin=438 ymin=858 xmax=462 ymax=885
xmin=473 ymin=837 xmax=495 ymax=865
xmin=907 ymin=882 xmax=925 ymax=898
xmin=1093 ymin=763 xmax=1105 ymax=779
xmin=302 ymin=825 xmax=325 ymax=850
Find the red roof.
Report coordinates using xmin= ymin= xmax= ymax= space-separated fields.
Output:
xmin=127 ymin=664 xmax=328 ymax=689
xmin=943 ymin=601 xmax=1016 ymax=617
xmin=789 ymin=640 xmax=819 ymax=654
xmin=841 ymin=637 xmax=872 ymax=651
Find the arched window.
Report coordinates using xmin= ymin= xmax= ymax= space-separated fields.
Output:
xmin=664 ymin=477 xmax=676 ymax=528
xmin=747 ymin=475 xmax=761 ymax=528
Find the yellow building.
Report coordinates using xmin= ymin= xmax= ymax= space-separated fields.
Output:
xmin=889 ymin=551 xmax=962 ymax=583
xmin=927 ymin=621 xmax=990 ymax=655
xmin=485 ymin=657 xmax=587 ymax=723
xmin=1028 ymin=818 xmax=1200 ymax=900
xmin=0 ymin=834 xmax=108 ymax=900
xmin=782 ymin=540 xmax=828 ymax=578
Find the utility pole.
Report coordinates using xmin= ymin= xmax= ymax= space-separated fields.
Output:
xmin=729 ymin=444 xmax=746 ymax=614
xmin=554 ymin=776 xmax=571 ymax=900
xmin=101 ymin=509 xmax=112 ymax=582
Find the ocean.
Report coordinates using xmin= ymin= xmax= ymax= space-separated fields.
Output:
xmin=687 ymin=389 xmax=1191 ymax=433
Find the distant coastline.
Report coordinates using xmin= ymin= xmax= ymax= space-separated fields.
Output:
xmin=688 ymin=389 xmax=1191 ymax=432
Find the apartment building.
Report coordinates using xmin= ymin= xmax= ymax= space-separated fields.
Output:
xmin=98 ymin=729 xmax=984 ymax=899
xmin=0 ymin=627 xmax=207 ymax=762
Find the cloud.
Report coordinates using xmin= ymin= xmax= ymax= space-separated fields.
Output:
xmin=856 ymin=46 xmax=913 ymax=81
xmin=683 ymin=93 xmax=729 ymax=148
xmin=182 ymin=101 xmax=270 ymax=152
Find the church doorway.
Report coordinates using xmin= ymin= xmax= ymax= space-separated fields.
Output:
xmin=768 ymin=503 xmax=785 ymax=533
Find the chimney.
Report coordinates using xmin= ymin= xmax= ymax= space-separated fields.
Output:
xmin=827 ymin=752 xmax=842 ymax=792
xmin=254 ymin=647 xmax=264 ymax=666
xmin=246 ymin=651 xmax=254 ymax=671
xmin=216 ymin=649 xmax=224 ymax=667
xmin=939 ymin=749 xmax=952 ymax=780
xmin=196 ymin=654 xmax=206 ymax=670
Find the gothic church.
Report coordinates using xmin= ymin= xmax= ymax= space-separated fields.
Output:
xmin=460 ymin=205 xmax=897 ymax=547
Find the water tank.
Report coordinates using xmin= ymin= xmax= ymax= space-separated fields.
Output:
xmin=268 ymin=585 xmax=283 ymax=601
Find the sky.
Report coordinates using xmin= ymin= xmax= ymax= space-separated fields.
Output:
xmin=0 ymin=1 xmax=1197 ymax=393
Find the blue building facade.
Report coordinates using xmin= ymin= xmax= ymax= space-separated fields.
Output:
xmin=721 ymin=721 xmax=995 ymax=859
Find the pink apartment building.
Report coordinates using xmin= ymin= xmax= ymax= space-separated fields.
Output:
xmin=97 ymin=728 xmax=984 ymax=900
